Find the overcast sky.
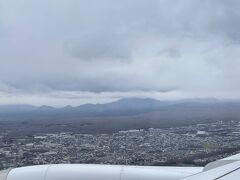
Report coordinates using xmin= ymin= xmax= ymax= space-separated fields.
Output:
xmin=1 ymin=0 xmax=240 ymax=106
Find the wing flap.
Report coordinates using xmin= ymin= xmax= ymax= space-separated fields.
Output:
xmin=181 ymin=161 xmax=240 ymax=180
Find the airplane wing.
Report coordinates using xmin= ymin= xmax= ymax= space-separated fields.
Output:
xmin=1 ymin=153 xmax=240 ymax=180
xmin=181 ymin=153 xmax=240 ymax=180
xmin=0 ymin=164 xmax=202 ymax=180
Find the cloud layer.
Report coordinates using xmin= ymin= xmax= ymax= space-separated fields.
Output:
xmin=1 ymin=0 xmax=240 ymax=105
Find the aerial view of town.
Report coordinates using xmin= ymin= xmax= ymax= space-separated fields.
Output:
xmin=2 ymin=0 xmax=240 ymax=179
xmin=1 ymin=120 xmax=240 ymax=170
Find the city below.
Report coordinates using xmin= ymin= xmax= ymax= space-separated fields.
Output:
xmin=0 ymin=120 xmax=240 ymax=170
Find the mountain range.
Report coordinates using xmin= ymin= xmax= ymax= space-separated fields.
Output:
xmin=0 ymin=97 xmax=220 ymax=115
xmin=0 ymin=98 xmax=240 ymax=135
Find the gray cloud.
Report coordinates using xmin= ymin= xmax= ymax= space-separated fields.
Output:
xmin=1 ymin=0 xmax=240 ymax=105
xmin=158 ymin=47 xmax=181 ymax=58
xmin=65 ymin=33 xmax=132 ymax=61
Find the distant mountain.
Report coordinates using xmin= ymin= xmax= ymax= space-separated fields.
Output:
xmin=106 ymin=98 xmax=168 ymax=109
xmin=63 ymin=105 xmax=73 ymax=109
xmin=71 ymin=98 xmax=170 ymax=116
xmin=38 ymin=105 xmax=56 ymax=111
xmin=1 ymin=98 xmax=240 ymax=135
xmin=0 ymin=104 xmax=37 ymax=113
xmin=0 ymin=97 xmax=221 ymax=116
xmin=173 ymin=97 xmax=220 ymax=104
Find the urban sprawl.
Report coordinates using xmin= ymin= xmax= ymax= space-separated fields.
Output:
xmin=0 ymin=120 xmax=240 ymax=170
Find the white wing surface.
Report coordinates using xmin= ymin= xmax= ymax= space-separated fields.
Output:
xmin=181 ymin=153 xmax=240 ymax=180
